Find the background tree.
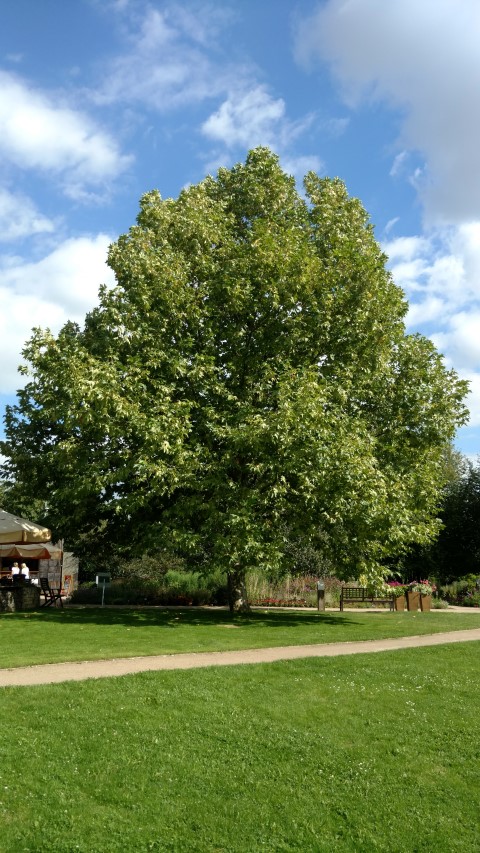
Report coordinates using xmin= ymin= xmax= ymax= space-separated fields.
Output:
xmin=432 ymin=455 xmax=480 ymax=582
xmin=387 ymin=448 xmax=480 ymax=585
xmin=1 ymin=149 xmax=468 ymax=609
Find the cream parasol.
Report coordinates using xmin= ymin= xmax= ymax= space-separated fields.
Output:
xmin=0 ymin=510 xmax=52 ymax=544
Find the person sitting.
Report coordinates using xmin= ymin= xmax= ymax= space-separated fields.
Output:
xmin=20 ymin=562 xmax=30 ymax=580
xmin=11 ymin=562 xmax=20 ymax=578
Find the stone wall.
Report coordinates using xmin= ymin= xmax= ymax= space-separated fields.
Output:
xmin=0 ymin=584 xmax=40 ymax=612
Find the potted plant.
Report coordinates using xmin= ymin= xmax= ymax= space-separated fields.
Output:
xmin=387 ymin=582 xmax=408 ymax=611
xmin=407 ymin=580 xmax=436 ymax=612
xmin=406 ymin=582 xmax=421 ymax=612
xmin=416 ymin=580 xmax=436 ymax=611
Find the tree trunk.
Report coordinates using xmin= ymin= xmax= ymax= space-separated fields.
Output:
xmin=227 ymin=569 xmax=250 ymax=613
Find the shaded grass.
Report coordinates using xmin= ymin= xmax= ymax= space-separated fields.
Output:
xmin=2 ymin=607 xmax=480 ymax=669
xmin=1 ymin=643 xmax=479 ymax=851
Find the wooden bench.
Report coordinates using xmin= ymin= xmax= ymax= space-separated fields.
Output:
xmin=340 ymin=586 xmax=394 ymax=611
xmin=40 ymin=577 xmax=64 ymax=608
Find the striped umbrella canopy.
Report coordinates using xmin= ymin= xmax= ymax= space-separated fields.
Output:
xmin=0 ymin=543 xmax=62 ymax=559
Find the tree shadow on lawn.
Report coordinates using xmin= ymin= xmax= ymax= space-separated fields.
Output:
xmin=1 ymin=607 xmax=371 ymax=631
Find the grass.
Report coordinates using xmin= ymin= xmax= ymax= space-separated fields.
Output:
xmin=1 ymin=607 xmax=480 ymax=669
xmin=1 ymin=642 xmax=480 ymax=851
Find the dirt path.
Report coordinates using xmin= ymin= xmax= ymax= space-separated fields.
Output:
xmin=1 ymin=627 xmax=480 ymax=687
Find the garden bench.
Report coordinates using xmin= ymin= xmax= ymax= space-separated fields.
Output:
xmin=39 ymin=577 xmax=64 ymax=608
xmin=339 ymin=586 xmax=394 ymax=611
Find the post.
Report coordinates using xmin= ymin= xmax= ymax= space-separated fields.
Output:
xmin=59 ymin=538 xmax=64 ymax=593
xmin=317 ymin=580 xmax=325 ymax=612
xmin=95 ymin=573 xmax=111 ymax=607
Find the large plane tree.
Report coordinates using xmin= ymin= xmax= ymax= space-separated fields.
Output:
xmin=1 ymin=149 xmax=468 ymax=609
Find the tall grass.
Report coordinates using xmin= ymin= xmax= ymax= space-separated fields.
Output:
xmin=247 ymin=569 xmax=342 ymax=607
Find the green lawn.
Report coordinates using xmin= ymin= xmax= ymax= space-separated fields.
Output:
xmin=1 ymin=642 xmax=479 ymax=851
xmin=1 ymin=607 xmax=480 ymax=668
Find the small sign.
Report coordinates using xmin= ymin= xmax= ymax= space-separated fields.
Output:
xmin=96 ymin=573 xmax=111 ymax=607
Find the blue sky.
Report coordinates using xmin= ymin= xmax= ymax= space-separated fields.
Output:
xmin=1 ymin=0 xmax=479 ymax=456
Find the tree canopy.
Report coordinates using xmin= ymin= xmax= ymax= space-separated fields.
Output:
xmin=1 ymin=148 xmax=468 ymax=607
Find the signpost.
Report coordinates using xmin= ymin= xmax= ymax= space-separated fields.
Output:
xmin=95 ymin=573 xmax=111 ymax=607
xmin=317 ymin=580 xmax=325 ymax=612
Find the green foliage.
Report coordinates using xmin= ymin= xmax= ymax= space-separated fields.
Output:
xmin=71 ymin=569 xmax=228 ymax=606
xmin=282 ymin=529 xmax=337 ymax=578
xmin=115 ymin=552 xmax=186 ymax=581
xmin=1 ymin=148 xmax=468 ymax=599
xmin=440 ymin=576 xmax=480 ymax=606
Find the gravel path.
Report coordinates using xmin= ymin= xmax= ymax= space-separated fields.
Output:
xmin=1 ymin=627 xmax=480 ymax=687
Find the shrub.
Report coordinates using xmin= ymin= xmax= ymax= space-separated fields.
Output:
xmin=432 ymin=597 xmax=449 ymax=609
xmin=461 ymin=592 xmax=480 ymax=607
xmin=439 ymin=576 xmax=479 ymax=605
xmin=116 ymin=552 xmax=187 ymax=581
xmin=70 ymin=571 xmax=229 ymax=606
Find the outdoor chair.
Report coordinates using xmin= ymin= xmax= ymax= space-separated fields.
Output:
xmin=39 ymin=577 xmax=64 ymax=608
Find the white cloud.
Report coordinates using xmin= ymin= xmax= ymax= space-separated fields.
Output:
xmin=432 ymin=313 xmax=480 ymax=371
xmin=0 ymin=189 xmax=55 ymax=241
xmin=384 ymin=235 xmax=430 ymax=263
xmin=385 ymin=224 xmax=480 ymax=324
xmin=0 ymin=235 xmax=115 ymax=394
xmin=406 ymin=296 xmax=446 ymax=327
xmin=389 ymin=150 xmax=409 ymax=178
xmin=294 ymin=0 xmax=480 ymax=225
xmin=384 ymin=217 xmax=399 ymax=236
xmin=93 ymin=4 xmax=319 ymax=182
xmin=457 ymin=370 xmax=480 ymax=428
xmin=0 ymin=287 xmax=66 ymax=394
xmin=0 ymin=70 xmax=131 ymax=192
xmin=383 ymin=223 xmax=480 ymax=425
xmin=97 ymin=3 xmax=317 ymax=159
xmin=95 ymin=6 xmax=239 ymax=111
xmin=391 ymin=258 xmax=430 ymax=292
xmin=201 ymin=86 xmax=317 ymax=169
xmin=202 ymin=87 xmax=287 ymax=149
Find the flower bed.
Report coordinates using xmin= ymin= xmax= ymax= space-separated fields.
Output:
xmin=250 ymin=597 xmax=310 ymax=608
